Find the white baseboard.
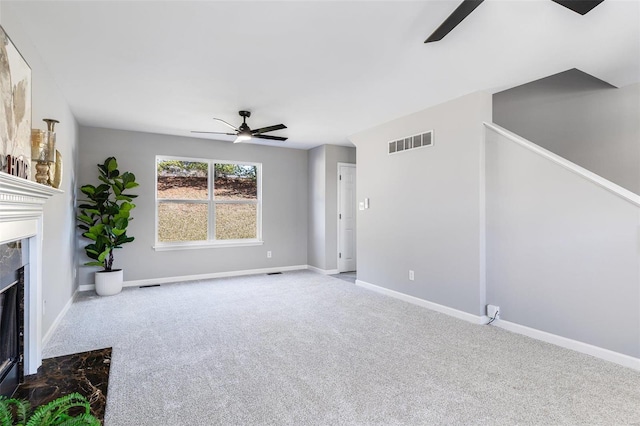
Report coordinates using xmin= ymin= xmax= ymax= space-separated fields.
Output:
xmin=355 ymin=279 xmax=487 ymax=325
xmin=42 ymin=289 xmax=78 ymax=348
xmin=355 ymin=279 xmax=640 ymax=371
xmin=494 ymin=319 xmax=640 ymax=371
xmin=307 ymin=265 xmax=340 ymax=275
xmin=79 ymin=265 xmax=309 ymax=291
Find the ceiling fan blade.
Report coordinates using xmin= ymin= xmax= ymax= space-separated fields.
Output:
xmin=254 ymin=134 xmax=288 ymax=142
xmin=212 ymin=118 xmax=239 ymax=131
xmin=551 ymin=0 xmax=604 ymax=15
xmin=424 ymin=0 xmax=484 ymax=43
xmin=251 ymin=124 xmax=287 ymax=135
xmin=191 ymin=131 xmax=237 ymax=136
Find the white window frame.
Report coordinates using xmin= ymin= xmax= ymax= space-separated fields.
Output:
xmin=154 ymin=155 xmax=263 ymax=251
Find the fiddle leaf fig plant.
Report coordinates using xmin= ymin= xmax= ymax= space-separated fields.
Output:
xmin=77 ymin=157 xmax=138 ymax=271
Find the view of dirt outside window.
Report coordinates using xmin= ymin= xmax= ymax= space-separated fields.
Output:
xmin=156 ymin=158 xmax=260 ymax=245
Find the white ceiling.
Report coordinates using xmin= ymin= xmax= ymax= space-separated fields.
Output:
xmin=5 ymin=0 xmax=640 ymax=149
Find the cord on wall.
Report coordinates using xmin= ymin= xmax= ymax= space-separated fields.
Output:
xmin=487 ymin=308 xmax=499 ymax=325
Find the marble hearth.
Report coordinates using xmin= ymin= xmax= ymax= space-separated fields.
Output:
xmin=0 ymin=172 xmax=61 ymax=379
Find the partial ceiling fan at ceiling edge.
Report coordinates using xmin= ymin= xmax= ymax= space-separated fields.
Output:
xmin=424 ymin=0 xmax=484 ymax=44
xmin=192 ymin=110 xmax=288 ymax=143
xmin=424 ymin=0 xmax=606 ymax=44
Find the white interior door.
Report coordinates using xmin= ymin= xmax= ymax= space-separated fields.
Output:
xmin=338 ymin=164 xmax=356 ymax=272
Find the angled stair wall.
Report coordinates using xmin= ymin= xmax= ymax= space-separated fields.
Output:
xmin=484 ymin=122 xmax=640 ymax=362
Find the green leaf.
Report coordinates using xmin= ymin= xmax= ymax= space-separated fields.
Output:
xmin=97 ymin=248 xmax=110 ymax=263
xmin=80 ymin=185 xmax=95 ymax=196
xmin=106 ymin=157 xmax=117 ymax=173
xmin=25 ymin=392 xmax=98 ymax=426
xmin=116 ymin=195 xmax=133 ymax=201
xmin=112 ymin=228 xmax=125 ymax=236
xmin=115 ymin=218 xmax=128 ymax=229
xmin=82 ymin=232 xmax=97 ymax=241
xmin=125 ymin=182 xmax=139 ymax=189
xmin=77 ymin=215 xmax=93 ymax=224
xmin=89 ymin=224 xmax=104 ymax=236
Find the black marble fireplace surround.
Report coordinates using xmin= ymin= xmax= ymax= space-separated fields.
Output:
xmin=0 ymin=240 xmax=26 ymax=398
xmin=1 ymin=240 xmax=110 ymax=423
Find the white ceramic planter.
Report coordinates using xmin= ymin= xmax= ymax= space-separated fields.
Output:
xmin=95 ymin=269 xmax=123 ymax=296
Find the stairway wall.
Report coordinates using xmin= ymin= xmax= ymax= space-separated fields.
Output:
xmin=485 ymin=126 xmax=640 ymax=358
xmin=493 ymin=69 xmax=640 ymax=194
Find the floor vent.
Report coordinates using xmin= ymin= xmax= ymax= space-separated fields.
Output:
xmin=266 ymin=272 xmax=283 ymax=275
xmin=388 ymin=130 xmax=433 ymax=154
xmin=139 ymin=284 xmax=161 ymax=288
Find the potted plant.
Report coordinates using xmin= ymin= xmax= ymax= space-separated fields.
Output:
xmin=0 ymin=392 xmax=100 ymax=425
xmin=77 ymin=157 xmax=138 ymax=296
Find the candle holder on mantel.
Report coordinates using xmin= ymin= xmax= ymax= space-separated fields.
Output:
xmin=30 ymin=118 xmax=59 ymax=185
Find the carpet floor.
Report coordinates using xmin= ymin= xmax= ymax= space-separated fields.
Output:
xmin=44 ymin=271 xmax=640 ymax=425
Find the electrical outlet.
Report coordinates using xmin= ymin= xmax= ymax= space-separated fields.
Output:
xmin=409 ymin=270 xmax=414 ymax=281
xmin=267 ymin=251 xmax=272 ymax=258
xmin=487 ymin=304 xmax=500 ymax=320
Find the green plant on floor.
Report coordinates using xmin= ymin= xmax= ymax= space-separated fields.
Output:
xmin=0 ymin=392 xmax=100 ymax=426
xmin=77 ymin=157 xmax=139 ymax=271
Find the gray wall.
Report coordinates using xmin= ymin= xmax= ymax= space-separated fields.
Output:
xmin=307 ymin=145 xmax=356 ymax=271
xmin=1 ymin=4 xmax=81 ymax=336
xmin=77 ymin=126 xmax=308 ymax=286
xmin=350 ymin=92 xmax=491 ymax=315
xmin=307 ymin=146 xmax=326 ymax=270
xmin=494 ymin=69 xmax=640 ymax=194
xmin=485 ymin=127 xmax=640 ymax=357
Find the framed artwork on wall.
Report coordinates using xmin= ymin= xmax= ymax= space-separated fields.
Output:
xmin=0 ymin=25 xmax=32 ymax=180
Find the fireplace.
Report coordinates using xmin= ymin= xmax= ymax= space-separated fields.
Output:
xmin=0 ymin=240 xmax=26 ymax=397
xmin=0 ymin=172 xmax=61 ymax=392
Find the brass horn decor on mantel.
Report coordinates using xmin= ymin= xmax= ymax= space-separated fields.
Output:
xmin=30 ymin=118 xmax=62 ymax=187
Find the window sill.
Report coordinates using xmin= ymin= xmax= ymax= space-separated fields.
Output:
xmin=153 ymin=240 xmax=264 ymax=251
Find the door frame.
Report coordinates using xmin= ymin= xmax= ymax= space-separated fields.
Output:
xmin=337 ymin=162 xmax=356 ymax=272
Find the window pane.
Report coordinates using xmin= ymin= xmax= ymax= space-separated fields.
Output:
xmin=215 ymin=203 xmax=257 ymax=240
xmin=157 ymin=160 xmax=208 ymax=200
xmin=158 ymin=203 xmax=208 ymax=242
xmin=214 ymin=164 xmax=257 ymax=201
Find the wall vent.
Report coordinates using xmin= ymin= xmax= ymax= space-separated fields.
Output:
xmin=388 ymin=130 xmax=434 ymax=155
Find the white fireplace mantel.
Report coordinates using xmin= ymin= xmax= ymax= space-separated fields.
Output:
xmin=0 ymin=171 xmax=62 ymax=374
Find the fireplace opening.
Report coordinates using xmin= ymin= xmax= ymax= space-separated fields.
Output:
xmin=0 ymin=240 xmax=26 ymax=397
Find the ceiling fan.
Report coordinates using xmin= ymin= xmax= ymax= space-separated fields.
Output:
xmin=192 ymin=110 xmax=287 ymax=143
xmin=424 ymin=0 xmax=605 ymax=44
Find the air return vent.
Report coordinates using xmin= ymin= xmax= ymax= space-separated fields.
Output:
xmin=388 ymin=130 xmax=433 ymax=155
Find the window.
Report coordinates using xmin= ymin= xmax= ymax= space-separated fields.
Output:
xmin=155 ymin=156 xmax=261 ymax=250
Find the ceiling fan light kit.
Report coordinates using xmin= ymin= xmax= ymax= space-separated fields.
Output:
xmin=192 ymin=110 xmax=288 ymax=144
